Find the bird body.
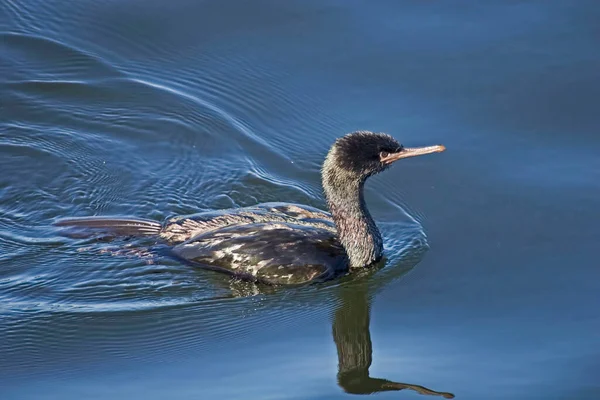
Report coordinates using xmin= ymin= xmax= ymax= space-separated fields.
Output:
xmin=167 ymin=203 xmax=345 ymax=285
xmin=56 ymin=131 xmax=445 ymax=285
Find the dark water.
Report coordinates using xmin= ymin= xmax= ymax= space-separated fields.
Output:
xmin=1 ymin=1 xmax=599 ymax=399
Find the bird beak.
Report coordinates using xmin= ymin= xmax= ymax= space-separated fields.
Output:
xmin=381 ymin=145 xmax=446 ymax=165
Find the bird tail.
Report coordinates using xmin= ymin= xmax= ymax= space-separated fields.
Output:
xmin=54 ymin=217 xmax=162 ymax=238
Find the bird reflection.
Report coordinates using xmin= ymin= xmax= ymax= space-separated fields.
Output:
xmin=332 ymin=283 xmax=454 ymax=398
xmin=222 ymin=243 xmax=454 ymax=397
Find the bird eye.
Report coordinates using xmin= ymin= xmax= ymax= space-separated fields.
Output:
xmin=380 ymin=151 xmax=389 ymax=159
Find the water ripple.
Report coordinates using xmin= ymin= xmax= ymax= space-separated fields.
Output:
xmin=0 ymin=32 xmax=123 ymax=81
xmin=0 ymin=225 xmax=427 ymax=379
xmin=0 ymin=12 xmax=432 ymax=382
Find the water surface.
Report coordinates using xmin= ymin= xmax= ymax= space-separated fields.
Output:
xmin=1 ymin=1 xmax=599 ymax=399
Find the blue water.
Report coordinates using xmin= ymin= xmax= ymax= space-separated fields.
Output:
xmin=1 ymin=1 xmax=599 ymax=399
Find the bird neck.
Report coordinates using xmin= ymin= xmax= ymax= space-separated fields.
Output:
xmin=322 ymin=168 xmax=383 ymax=269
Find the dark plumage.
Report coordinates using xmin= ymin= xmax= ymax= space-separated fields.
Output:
xmin=56 ymin=131 xmax=445 ymax=285
xmin=333 ymin=131 xmax=402 ymax=175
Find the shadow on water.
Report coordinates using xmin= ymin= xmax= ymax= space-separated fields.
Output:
xmin=332 ymin=281 xmax=454 ymax=398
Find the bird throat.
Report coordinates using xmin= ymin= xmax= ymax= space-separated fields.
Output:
xmin=323 ymin=171 xmax=383 ymax=269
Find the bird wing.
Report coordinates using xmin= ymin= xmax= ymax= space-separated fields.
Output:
xmin=171 ymin=221 xmax=347 ymax=285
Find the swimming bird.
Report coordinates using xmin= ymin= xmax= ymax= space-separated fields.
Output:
xmin=56 ymin=131 xmax=445 ymax=285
